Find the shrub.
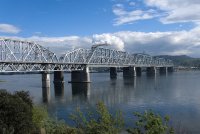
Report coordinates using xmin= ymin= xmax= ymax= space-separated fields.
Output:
xmin=0 ymin=90 xmax=34 ymax=134
xmin=32 ymin=105 xmax=76 ymax=134
xmin=42 ymin=118 xmax=77 ymax=134
xmin=70 ymin=101 xmax=124 ymax=134
xmin=32 ymin=106 xmax=48 ymax=130
xmin=127 ymin=110 xmax=174 ymax=134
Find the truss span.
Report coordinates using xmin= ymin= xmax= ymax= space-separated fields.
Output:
xmin=59 ymin=47 xmax=173 ymax=67
xmin=0 ymin=38 xmax=173 ymax=72
xmin=0 ymin=38 xmax=58 ymax=63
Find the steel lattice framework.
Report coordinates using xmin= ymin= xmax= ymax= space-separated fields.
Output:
xmin=0 ymin=38 xmax=173 ymax=72
xmin=59 ymin=48 xmax=173 ymax=67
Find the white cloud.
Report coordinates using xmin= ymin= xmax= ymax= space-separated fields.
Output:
xmin=129 ymin=2 xmax=136 ymax=6
xmin=112 ymin=4 xmax=160 ymax=26
xmin=144 ymin=0 xmax=200 ymax=24
xmin=93 ymin=33 xmax=124 ymax=50
xmin=2 ymin=26 xmax=200 ymax=57
xmin=92 ymin=27 xmax=200 ymax=57
xmin=112 ymin=0 xmax=200 ymax=25
xmin=29 ymin=36 xmax=92 ymax=56
xmin=0 ymin=24 xmax=20 ymax=34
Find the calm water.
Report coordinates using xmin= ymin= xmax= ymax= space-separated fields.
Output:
xmin=1 ymin=71 xmax=200 ymax=133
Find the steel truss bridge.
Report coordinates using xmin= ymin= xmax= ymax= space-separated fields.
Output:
xmin=0 ymin=38 xmax=173 ymax=72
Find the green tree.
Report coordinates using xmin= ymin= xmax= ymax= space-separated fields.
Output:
xmin=0 ymin=90 xmax=34 ymax=134
xmin=32 ymin=106 xmax=48 ymax=130
xmin=42 ymin=118 xmax=76 ymax=134
xmin=127 ymin=110 xmax=174 ymax=134
xmin=32 ymin=105 xmax=76 ymax=134
xmin=70 ymin=101 xmax=124 ymax=134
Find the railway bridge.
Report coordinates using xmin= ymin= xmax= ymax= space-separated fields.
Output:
xmin=0 ymin=38 xmax=174 ymax=90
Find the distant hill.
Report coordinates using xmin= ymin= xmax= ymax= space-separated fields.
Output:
xmin=156 ymin=55 xmax=200 ymax=67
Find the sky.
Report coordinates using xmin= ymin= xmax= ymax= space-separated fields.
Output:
xmin=0 ymin=0 xmax=200 ymax=57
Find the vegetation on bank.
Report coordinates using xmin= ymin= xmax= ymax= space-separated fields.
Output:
xmin=157 ymin=55 xmax=200 ymax=67
xmin=0 ymin=90 xmax=174 ymax=134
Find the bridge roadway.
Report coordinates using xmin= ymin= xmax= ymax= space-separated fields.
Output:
xmin=0 ymin=38 xmax=174 ymax=92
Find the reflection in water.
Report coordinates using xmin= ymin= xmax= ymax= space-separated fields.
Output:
xmin=146 ymin=73 xmax=158 ymax=90
xmin=54 ymin=82 xmax=64 ymax=98
xmin=146 ymin=72 xmax=156 ymax=77
xmin=71 ymin=83 xmax=90 ymax=101
xmin=42 ymin=87 xmax=51 ymax=103
xmin=123 ymin=77 xmax=136 ymax=88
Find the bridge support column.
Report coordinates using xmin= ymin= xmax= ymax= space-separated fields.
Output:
xmin=146 ymin=67 xmax=157 ymax=76
xmin=159 ymin=67 xmax=167 ymax=75
xmin=42 ymin=72 xmax=51 ymax=102
xmin=136 ymin=67 xmax=142 ymax=76
xmin=123 ymin=67 xmax=136 ymax=78
xmin=42 ymin=72 xmax=50 ymax=88
xmin=54 ymin=70 xmax=64 ymax=83
xmin=110 ymin=67 xmax=117 ymax=79
xmin=70 ymin=67 xmax=90 ymax=83
xmin=167 ymin=67 xmax=174 ymax=73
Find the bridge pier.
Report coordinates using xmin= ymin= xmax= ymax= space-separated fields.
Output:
xmin=159 ymin=67 xmax=167 ymax=75
xmin=167 ymin=67 xmax=174 ymax=73
xmin=70 ymin=67 xmax=90 ymax=83
xmin=146 ymin=67 xmax=157 ymax=76
xmin=110 ymin=67 xmax=117 ymax=79
xmin=54 ymin=70 xmax=64 ymax=83
xmin=136 ymin=67 xmax=142 ymax=76
xmin=42 ymin=71 xmax=51 ymax=102
xmin=123 ymin=67 xmax=136 ymax=78
xmin=42 ymin=71 xmax=50 ymax=89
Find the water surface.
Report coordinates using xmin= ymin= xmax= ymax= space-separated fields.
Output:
xmin=0 ymin=71 xmax=200 ymax=133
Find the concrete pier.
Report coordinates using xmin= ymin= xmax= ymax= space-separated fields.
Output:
xmin=159 ymin=67 xmax=167 ymax=75
xmin=110 ymin=67 xmax=117 ymax=79
xmin=70 ymin=67 xmax=90 ymax=83
xmin=54 ymin=70 xmax=64 ymax=83
xmin=136 ymin=67 xmax=142 ymax=76
xmin=42 ymin=72 xmax=51 ymax=102
xmin=123 ymin=67 xmax=136 ymax=78
xmin=168 ymin=67 xmax=174 ymax=73
xmin=146 ymin=67 xmax=157 ymax=76
xmin=42 ymin=86 xmax=51 ymax=103
xmin=42 ymin=72 xmax=50 ymax=88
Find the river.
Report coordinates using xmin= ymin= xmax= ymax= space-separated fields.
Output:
xmin=0 ymin=71 xmax=200 ymax=133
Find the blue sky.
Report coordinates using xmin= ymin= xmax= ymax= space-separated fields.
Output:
xmin=0 ymin=0 xmax=200 ymax=57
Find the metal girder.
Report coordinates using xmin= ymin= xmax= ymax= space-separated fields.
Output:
xmin=0 ymin=38 xmax=173 ymax=72
xmin=0 ymin=38 xmax=58 ymax=63
xmin=0 ymin=62 xmax=86 ymax=72
xmin=60 ymin=47 xmax=173 ymax=67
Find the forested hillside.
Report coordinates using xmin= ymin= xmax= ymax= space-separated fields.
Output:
xmin=157 ymin=55 xmax=200 ymax=67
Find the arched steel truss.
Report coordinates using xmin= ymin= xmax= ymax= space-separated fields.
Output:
xmin=59 ymin=48 xmax=173 ymax=67
xmin=0 ymin=38 xmax=173 ymax=72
